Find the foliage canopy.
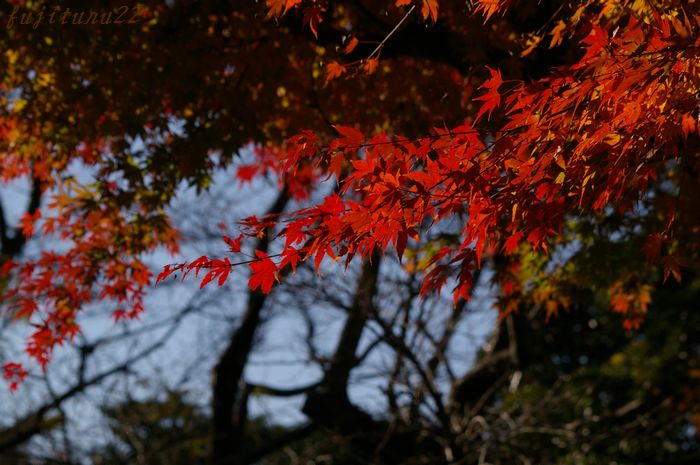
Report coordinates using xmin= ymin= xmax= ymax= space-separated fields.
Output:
xmin=0 ymin=0 xmax=698 ymax=395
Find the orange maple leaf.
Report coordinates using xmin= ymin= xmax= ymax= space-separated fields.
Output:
xmin=681 ymin=113 xmax=696 ymax=139
xmin=340 ymin=37 xmax=359 ymax=55
xmin=474 ymin=0 xmax=511 ymax=22
xmin=324 ymin=61 xmax=346 ymax=85
xmin=265 ymin=0 xmax=301 ymax=18
xmin=421 ymin=0 xmax=438 ymax=22
xmin=549 ymin=20 xmax=567 ymax=48
xmin=362 ymin=58 xmax=379 ymax=75
xmin=610 ymin=293 xmax=631 ymax=314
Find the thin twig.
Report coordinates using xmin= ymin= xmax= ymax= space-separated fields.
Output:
xmin=368 ymin=5 xmax=416 ymax=60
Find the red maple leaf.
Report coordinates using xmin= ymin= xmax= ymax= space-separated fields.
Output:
xmin=249 ymin=250 xmax=278 ymax=294
xmin=236 ymin=165 xmax=259 ymax=184
xmin=474 ymin=67 xmax=503 ymax=121
xmin=224 ymin=234 xmax=243 ymax=253
xmin=19 ymin=209 xmax=41 ymax=238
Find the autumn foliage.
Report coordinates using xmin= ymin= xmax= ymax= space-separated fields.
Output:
xmin=162 ymin=2 xmax=698 ymax=312
xmin=2 ymin=0 xmax=699 ymax=387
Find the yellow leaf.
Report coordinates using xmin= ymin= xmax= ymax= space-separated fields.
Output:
xmin=549 ymin=20 xmax=566 ymax=48
xmin=604 ymin=133 xmax=621 ymax=145
xmin=520 ymin=33 xmax=542 ymax=57
xmin=37 ymin=72 xmax=53 ymax=87
xmin=5 ymin=49 xmax=18 ymax=65
xmin=12 ymin=99 xmax=27 ymax=113
xmin=572 ymin=5 xmax=586 ymax=23
xmin=610 ymin=353 xmax=625 ymax=366
xmin=636 ymin=285 xmax=652 ymax=313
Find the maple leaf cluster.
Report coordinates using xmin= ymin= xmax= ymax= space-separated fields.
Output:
xmin=177 ymin=1 xmax=699 ymax=322
xmin=0 ymin=120 xmax=179 ymax=385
